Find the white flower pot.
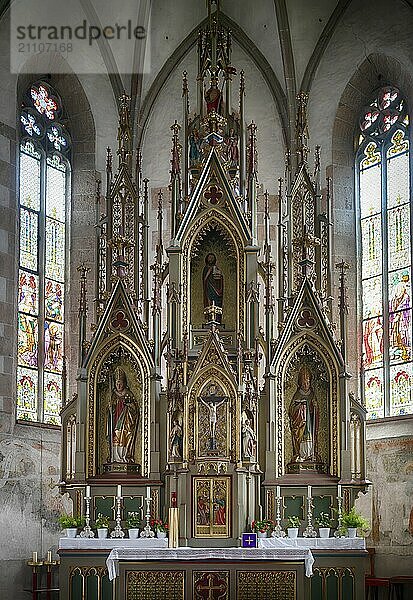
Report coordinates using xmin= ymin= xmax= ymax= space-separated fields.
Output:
xmin=257 ymin=531 xmax=267 ymax=538
xmin=347 ymin=527 xmax=357 ymax=538
xmin=287 ymin=528 xmax=299 ymax=539
xmin=97 ymin=528 xmax=108 ymax=539
xmin=318 ymin=527 xmax=330 ymax=538
xmin=65 ymin=528 xmax=77 ymax=538
xmin=157 ymin=531 xmax=167 ymax=539
xmin=128 ymin=528 xmax=140 ymax=539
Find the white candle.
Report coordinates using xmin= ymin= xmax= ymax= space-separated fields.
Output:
xmin=338 ymin=484 xmax=342 ymax=498
xmin=86 ymin=485 xmax=90 ymax=497
xmin=117 ymin=484 xmax=122 ymax=498
xmin=47 ymin=551 xmax=52 ymax=563
xmin=146 ymin=486 xmax=151 ymax=499
xmin=276 ymin=485 xmax=281 ymax=498
xmin=307 ymin=485 xmax=312 ymax=498
xmin=32 ymin=551 xmax=38 ymax=563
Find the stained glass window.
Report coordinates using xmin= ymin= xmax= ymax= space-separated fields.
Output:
xmin=17 ymin=81 xmax=70 ymax=424
xmin=358 ymin=87 xmax=413 ymax=418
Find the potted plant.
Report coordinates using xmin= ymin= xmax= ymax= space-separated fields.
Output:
xmin=341 ymin=507 xmax=369 ymax=538
xmin=286 ymin=516 xmax=301 ymax=539
xmin=126 ymin=512 xmax=141 ymax=539
xmin=315 ymin=512 xmax=332 ymax=538
xmin=95 ymin=513 xmax=110 ymax=539
xmin=150 ymin=518 xmax=168 ymax=539
xmin=251 ymin=519 xmax=273 ymax=538
xmin=58 ymin=514 xmax=84 ymax=538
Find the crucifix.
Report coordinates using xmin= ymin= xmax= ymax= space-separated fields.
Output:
xmin=195 ymin=573 xmax=226 ymax=600
xmin=199 ymin=386 xmax=228 ymax=451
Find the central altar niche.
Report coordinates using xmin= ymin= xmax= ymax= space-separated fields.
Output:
xmin=190 ymin=225 xmax=237 ymax=330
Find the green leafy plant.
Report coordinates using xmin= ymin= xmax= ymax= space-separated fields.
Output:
xmin=315 ymin=512 xmax=332 ymax=528
xmin=126 ymin=512 xmax=141 ymax=528
xmin=287 ymin=516 xmax=301 ymax=528
xmin=58 ymin=514 xmax=80 ymax=529
xmin=251 ymin=519 xmax=273 ymax=533
xmin=341 ymin=507 xmax=369 ymax=534
xmin=95 ymin=513 xmax=110 ymax=529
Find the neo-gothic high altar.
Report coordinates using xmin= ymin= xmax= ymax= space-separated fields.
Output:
xmin=59 ymin=4 xmax=369 ymax=599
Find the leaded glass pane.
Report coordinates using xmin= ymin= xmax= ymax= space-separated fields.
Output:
xmin=361 ymin=215 xmax=382 ymax=278
xmin=360 ymin=163 xmax=381 ymax=218
xmin=388 ymin=205 xmax=410 ymax=270
xmin=18 ymin=313 xmax=38 ymax=368
xmin=364 ymin=369 xmax=384 ymax=419
xmin=46 ymin=157 xmax=66 ymax=221
xmin=20 ymin=208 xmax=38 ymax=271
xmin=45 ymin=218 xmax=65 ymax=281
xmin=363 ymin=317 xmax=383 ymax=369
xmin=387 ymin=150 xmax=409 ymax=209
xmin=388 ymin=270 xmax=411 ymax=363
xmin=45 ymin=279 xmax=64 ymax=322
xmin=16 ymin=366 xmax=38 ymax=421
xmin=362 ymin=276 xmax=382 ymax=319
xmin=43 ymin=372 xmax=62 ymax=425
xmin=18 ymin=270 xmax=39 ymax=316
xmin=390 ymin=364 xmax=413 ymax=416
xmin=44 ymin=320 xmax=63 ymax=373
xmin=20 ymin=148 xmax=41 ymax=210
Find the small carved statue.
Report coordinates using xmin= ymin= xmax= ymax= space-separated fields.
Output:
xmin=169 ymin=418 xmax=183 ymax=459
xmin=202 ymin=253 xmax=224 ymax=309
xmin=242 ymin=417 xmax=257 ymax=459
xmin=106 ymin=367 xmax=139 ymax=463
xmin=288 ymin=366 xmax=318 ymax=462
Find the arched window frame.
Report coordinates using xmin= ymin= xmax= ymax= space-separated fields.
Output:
xmin=357 ymin=85 xmax=412 ymax=419
xmin=17 ymin=81 xmax=71 ymax=426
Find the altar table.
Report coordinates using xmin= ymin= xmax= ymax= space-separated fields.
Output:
xmin=106 ymin=545 xmax=315 ymax=579
xmin=58 ymin=537 xmax=368 ymax=599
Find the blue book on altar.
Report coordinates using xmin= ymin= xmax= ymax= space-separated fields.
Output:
xmin=241 ymin=532 xmax=257 ymax=548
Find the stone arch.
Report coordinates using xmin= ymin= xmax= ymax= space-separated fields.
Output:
xmin=136 ymin=12 xmax=288 ymax=148
xmin=331 ymin=52 xmax=413 ymax=391
xmin=17 ymin=62 xmax=96 ymax=398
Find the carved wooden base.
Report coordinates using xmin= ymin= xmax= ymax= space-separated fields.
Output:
xmin=103 ymin=463 xmax=141 ymax=474
xmin=286 ymin=461 xmax=325 ymax=475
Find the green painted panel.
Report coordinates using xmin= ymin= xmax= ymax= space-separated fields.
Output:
xmin=123 ymin=495 xmax=144 ymax=522
xmin=311 ymin=571 xmax=323 ymax=600
xmin=94 ymin=496 xmax=115 ymax=521
xmin=342 ymin=571 xmax=354 ymax=600
xmin=313 ymin=495 xmax=333 ymax=520
xmin=70 ymin=572 xmax=83 ymax=599
xmin=326 ymin=572 xmax=338 ymax=600
xmin=86 ymin=573 xmax=98 ymax=600
xmin=283 ymin=496 xmax=304 ymax=520
xmin=102 ymin=574 xmax=113 ymax=600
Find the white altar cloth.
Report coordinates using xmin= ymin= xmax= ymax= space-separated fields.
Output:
xmin=259 ymin=537 xmax=366 ymax=550
xmin=105 ymin=546 xmax=314 ymax=581
xmin=59 ymin=537 xmax=168 ymax=550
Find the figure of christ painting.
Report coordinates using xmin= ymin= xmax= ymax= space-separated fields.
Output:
xmin=202 ymin=253 xmax=224 ymax=310
xmin=106 ymin=367 xmax=140 ymax=463
xmin=196 ymin=493 xmax=210 ymax=527
xmin=288 ymin=366 xmax=319 ymax=463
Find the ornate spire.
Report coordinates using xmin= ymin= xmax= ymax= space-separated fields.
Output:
xmin=296 ymin=92 xmax=309 ymax=165
xmin=117 ymin=92 xmax=132 ymax=165
xmin=170 ymin=120 xmax=181 ymax=179
xmin=247 ymin=121 xmax=257 ymax=178
xmin=77 ymin=262 xmax=91 ymax=367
